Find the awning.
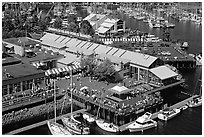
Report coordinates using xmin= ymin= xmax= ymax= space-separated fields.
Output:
xmin=45 ymin=65 xmax=79 ymax=77
xmin=32 ymin=62 xmax=45 ymax=68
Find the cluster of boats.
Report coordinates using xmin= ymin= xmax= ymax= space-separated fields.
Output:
xmin=46 ymin=75 xmax=202 ymax=135
xmin=119 ymin=6 xmax=175 ymax=29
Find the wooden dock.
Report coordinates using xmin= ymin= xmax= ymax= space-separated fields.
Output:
xmin=119 ymin=95 xmax=198 ymax=132
xmin=5 ymin=109 xmax=86 ymax=135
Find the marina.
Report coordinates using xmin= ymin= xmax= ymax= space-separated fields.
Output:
xmin=2 ymin=2 xmax=202 ymax=135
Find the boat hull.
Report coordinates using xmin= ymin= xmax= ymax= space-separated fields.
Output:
xmin=62 ymin=117 xmax=90 ymax=135
xmin=188 ymin=102 xmax=202 ymax=108
xmin=96 ymin=120 xmax=119 ymax=133
xmin=128 ymin=121 xmax=157 ymax=132
xmin=47 ymin=121 xmax=72 ymax=135
xmin=83 ymin=114 xmax=95 ymax=124
xmin=158 ymin=109 xmax=180 ymax=121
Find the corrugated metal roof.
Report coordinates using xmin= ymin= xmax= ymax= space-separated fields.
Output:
xmin=76 ymin=41 xmax=87 ymax=48
xmin=87 ymin=43 xmax=100 ymax=50
xmin=94 ymin=44 xmax=112 ymax=54
xmin=106 ymin=47 xmax=118 ymax=55
xmin=97 ymin=53 xmax=130 ymax=64
xmin=150 ymin=65 xmax=178 ymax=80
xmin=61 ymin=37 xmax=71 ymax=45
xmin=80 ymin=42 xmax=92 ymax=49
xmin=66 ymin=47 xmax=94 ymax=56
xmin=55 ymin=35 xmax=66 ymax=43
xmin=113 ymin=49 xmax=126 ymax=57
xmin=66 ymin=38 xmax=82 ymax=47
xmin=120 ymin=51 xmax=158 ymax=68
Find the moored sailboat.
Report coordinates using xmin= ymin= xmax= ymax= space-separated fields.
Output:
xmin=47 ymin=79 xmax=72 ymax=135
xmin=61 ymin=71 xmax=90 ymax=135
xmin=96 ymin=119 xmax=119 ymax=133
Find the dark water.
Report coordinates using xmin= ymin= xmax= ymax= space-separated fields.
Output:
xmin=19 ymin=8 xmax=202 ymax=135
xmin=117 ymin=12 xmax=202 ymax=55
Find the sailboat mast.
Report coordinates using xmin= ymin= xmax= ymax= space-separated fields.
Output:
xmin=70 ymin=70 xmax=73 ymax=115
xmin=54 ymin=79 xmax=57 ymax=123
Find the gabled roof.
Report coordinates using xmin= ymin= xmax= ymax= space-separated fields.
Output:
xmin=93 ymin=44 xmax=112 ymax=54
xmin=65 ymin=38 xmax=82 ymax=47
xmin=109 ymin=85 xmax=132 ymax=95
xmin=104 ymin=18 xmax=119 ymax=24
xmin=83 ymin=13 xmax=96 ymax=21
xmin=97 ymin=53 xmax=130 ymax=64
xmin=150 ymin=65 xmax=178 ymax=80
xmin=120 ymin=51 xmax=158 ymax=68
xmin=100 ymin=22 xmax=114 ymax=28
xmin=97 ymin=26 xmax=109 ymax=34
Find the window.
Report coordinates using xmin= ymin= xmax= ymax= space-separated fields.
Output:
xmin=2 ymin=85 xmax=8 ymax=96
xmin=9 ymin=84 xmax=13 ymax=94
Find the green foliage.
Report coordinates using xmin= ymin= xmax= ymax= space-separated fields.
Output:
xmin=67 ymin=14 xmax=77 ymax=24
xmin=3 ymin=18 xmax=14 ymax=32
xmin=68 ymin=22 xmax=79 ymax=33
xmin=80 ymin=20 xmax=95 ymax=36
xmin=53 ymin=17 xmax=62 ymax=29
xmin=80 ymin=56 xmax=117 ymax=82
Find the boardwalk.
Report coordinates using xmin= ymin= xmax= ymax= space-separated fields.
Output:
xmin=119 ymin=95 xmax=197 ymax=132
xmin=6 ymin=109 xmax=86 ymax=135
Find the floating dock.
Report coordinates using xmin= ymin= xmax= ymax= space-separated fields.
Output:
xmin=118 ymin=95 xmax=198 ymax=132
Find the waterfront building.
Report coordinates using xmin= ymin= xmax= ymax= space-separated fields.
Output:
xmin=83 ymin=13 xmax=126 ymax=37
xmin=40 ymin=32 xmax=185 ymax=85
xmin=3 ymin=37 xmax=64 ymax=70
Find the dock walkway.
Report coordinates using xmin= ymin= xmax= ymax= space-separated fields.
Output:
xmin=119 ymin=95 xmax=197 ymax=132
xmin=6 ymin=109 xmax=86 ymax=135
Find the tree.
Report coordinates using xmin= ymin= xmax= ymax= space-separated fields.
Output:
xmin=68 ymin=22 xmax=78 ymax=33
xmin=80 ymin=20 xmax=95 ymax=36
xmin=67 ymin=14 xmax=77 ymax=24
xmin=94 ymin=58 xmax=116 ymax=82
xmin=80 ymin=56 xmax=98 ymax=76
xmin=53 ymin=16 xmax=62 ymax=29
xmin=3 ymin=18 xmax=14 ymax=32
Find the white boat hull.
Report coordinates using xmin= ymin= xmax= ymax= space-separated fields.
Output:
xmin=128 ymin=122 xmax=157 ymax=132
xmin=188 ymin=101 xmax=202 ymax=108
xmin=62 ymin=117 xmax=90 ymax=135
xmin=158 ymin=109 xmax=180 ymax=121
xmin=47 ymin=121 xmax=72 ymax=135
xmin=96 ymin=120 xmax=119 ymax=133
xmin=83 ymin=114 xmax=95 ymax=123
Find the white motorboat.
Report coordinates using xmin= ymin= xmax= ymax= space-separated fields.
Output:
xmin=127 ymin=112 xmax=157 ymax=132
xmin=181 ymin=42 xmax=189 ymax=48
xmin=83 ymin=114 xmax=95 ymax=123
xmin=188 ymin=96 xmax=202 ymax=108
xmin=158 ymin=108 xmax=181 ymax=121
xmin=96 ymin=119 xmax=119 ymax=133
xmin=180 ymin=105 xmax=188 ymax=111
xmin=47 ymin=121 xmax=72 ymax=135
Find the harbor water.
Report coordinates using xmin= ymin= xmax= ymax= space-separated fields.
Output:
xmin=18 ymin=8 xmax=202 ymax=135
